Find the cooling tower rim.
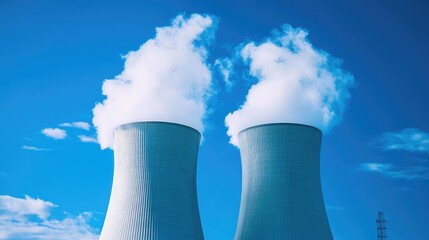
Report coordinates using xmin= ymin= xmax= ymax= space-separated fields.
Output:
xmin=115 ymin=121 xmax=201 ymax=136
xmin=238 ymin=122 xmax=322 ymax=136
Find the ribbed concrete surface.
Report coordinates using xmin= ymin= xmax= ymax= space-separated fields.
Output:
xmin=235 ymin=123 xmax=333 ymax=240
xmin=99 ymin=122 xmax=204 ymax=240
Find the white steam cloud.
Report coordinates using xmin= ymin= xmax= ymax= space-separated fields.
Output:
xmin=93 ymin=14 xmax=215 ymax=149
xmin=214 ymin=58 xmax=233 ymax=90
xmin=225 ymin=25 xmax=354 ymax=146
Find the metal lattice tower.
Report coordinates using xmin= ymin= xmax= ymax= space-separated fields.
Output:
xmin=376 ymin=211 xmax=387 ymax=240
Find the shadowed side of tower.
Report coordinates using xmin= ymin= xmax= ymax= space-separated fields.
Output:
xmin=235 ymin=123 xmax=332 ymax=240
xmin=99 ymin=122 xmax=204 ymax=240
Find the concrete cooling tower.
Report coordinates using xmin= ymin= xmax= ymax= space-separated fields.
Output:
xmin=99 ymin=122 xmax=204 ymax=240
xmin=235 ymin=123 xmax=333 ymax=240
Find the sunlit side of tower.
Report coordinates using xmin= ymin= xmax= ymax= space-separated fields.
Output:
xmin=235 ymin=123 xmax=333 ymax=240
xmin=99 ymin=122 xmax=204 ymax=240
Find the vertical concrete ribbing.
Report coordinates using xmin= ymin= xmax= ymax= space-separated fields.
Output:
xmin=235 ymin=123 xmax=333 ymax=240
xmin=99 ymin=122 xmax=204 ymax=240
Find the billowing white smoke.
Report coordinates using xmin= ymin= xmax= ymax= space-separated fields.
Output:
xmin=93 ymin=14 xmax=215 ymax=149
xmin=225 ymin=25 xmax=354 ymax=146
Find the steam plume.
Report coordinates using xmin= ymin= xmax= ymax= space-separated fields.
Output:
xmin=93 ymin=14 xmax=215 ymax=149
xmin=225 ymin=25 xmax=354 ymax=146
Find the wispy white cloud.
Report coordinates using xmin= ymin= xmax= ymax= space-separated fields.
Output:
xmin=22 ymin=145 xmax=51 ymax=151
xmin=359 ymin=162 xmax=429 ymax=180
xmin=78 ymin=135 xmax=98 ymax=144
xmin=225 ymin=24 xmax=354 ymax=146
xmin=41 ymin=128 xmax=67 ymax=140
xmin=214 ymin=58 xmax=233 ymax=90
xmin=0 ymin=195 xmax=56 ymax=220
xmin=0 ymin=195 xmax=99 ymax=240
xmin=377 ymin=128 xmax=429 ymax=153
xmin=59 ymin=122 xmax=91 ymax=131
xmin=92 ymin=14 xmax=216 ymax=149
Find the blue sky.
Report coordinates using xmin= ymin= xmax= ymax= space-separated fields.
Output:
xmin=1 ymin=0 xmax=428 ymax=239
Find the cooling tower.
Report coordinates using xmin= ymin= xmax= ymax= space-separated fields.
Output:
xmin=99 ymin=122 xmax=204 ymax=240
xmin=235 ymin=123 xmax=333 ymax=240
